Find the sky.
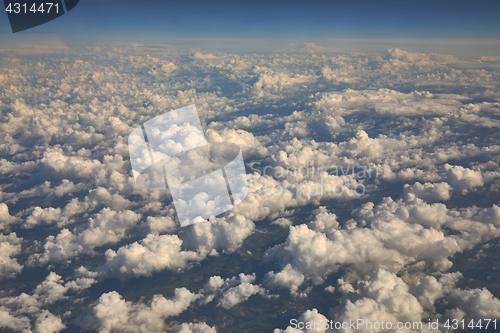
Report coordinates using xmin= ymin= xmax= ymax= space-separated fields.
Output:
xmin=1 ymin=40 xmax=500 ymax=332
xmin=2 ymin=1 xmax=500 ymax=332
xmin=1 ymin=0 xmax=500 ymax=46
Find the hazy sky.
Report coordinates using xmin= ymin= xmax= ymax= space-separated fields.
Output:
xmin=1 ymin=0 xmax=500 ymax=45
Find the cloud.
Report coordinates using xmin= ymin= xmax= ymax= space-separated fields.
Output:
xmin=34 ymin=310 xmax=66 ymax=333
xmin=0 ymin=271 xmax=94 ymax=333
xmin=181 ymin=214 xmax=255 ymax=253
xmin=193 ymin=51 xmax=217 ymax=59
xmin=0 ymin=41 xmax=71 ymax=54
xmin=77 ymin=288 xmax=200 ymax=333
xmin=275 ymin=270 xmax=472 ymax=333
xmin=274 ymin=308 xmax=328 ymax=333
xmin=29 ymin=208 xmax=141 ymax=265
xmin=251 ymin=66 xmax=317 ymax=98
xmin=217 ymin=282 xmax=265 ymax=309
xmin=265 ymin=264 xmax=305 ymax=296
xmin=446 ymin=287 xmax=500 ymax=321
xmin=94 ymin=233 xmax=201 ymax=280
xmin=312 ymin=89 xmax=463 ymax=117
xmin=23 ymin=186 xmax=132 ymax=229
xmin=200 ymin=273 xmax=266 ymax=309
xmin=0 ymin=233 xmax=23 ymax=279
xmin=147 ymin=215 xmax=177 ymax=233
xmin=272 ymin=217 xmax=293 ymax=228
xmin=445 ymin=164 xmax=484 ymax=193
xmin=1 ymin=44 xmax=500 ymax=332
xmin=0 ymin=203 xmax=18 ymax=230
xmin=352 ymin=269 xmax=423 ymax=323
xmin=176 ymin=322 xmax=218 ymax=333
xmin=265 ymin=198 xmax=500 ymax=295
xmin=82 ymin=213 xmax=256 ymax=280
xmin=403 ymin=182 xmax=453 ymax=202
xmin=0 ymin=308 xmax=31 ymax=332
xmin=205 ymin=127 xmax=269 ymax=158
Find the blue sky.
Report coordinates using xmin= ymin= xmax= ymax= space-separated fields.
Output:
xmin=1 ymin=0 xmax=500 ymax=47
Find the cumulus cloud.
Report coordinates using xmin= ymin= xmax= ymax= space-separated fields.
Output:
xmin=0 ymin=308 xmax=31 ymax=332
xmin=265 ymin=198 xmax=500 ymax=295
xmin=234 ymin=167 xmax=363 ymax=222
xmin=29 ymin=208 xmax=141 ymax=265
xmin=94 ymin=233 xmax=201 ymax=279
xmin=0 ymin=233 xmax=23 ymax=279
xmin=0 ymin=203 xmax=18 ymax=229
xmin=265 ymin=264 xmax=305 ymax=296
xmin=346 ymin=269 xmax=423 ymax=323
xmin=445 ymin=164 xmax=484 ymax=193
xmin=272 ymin=217 xmax=293 ymax=228
xmin=34 ymin=310 xmax=66 ymax=333
xmin=312 ymin=89 xmax=462 ymax=117
xmin=181 ymin=214 xmax=255 ymax=253
xmin=274 ymin=270 xmax=487 ymax=333
xmin=403 ymin=182 xmax=453 ymax=202
xmin=193 ymin=51 xmax=217 ymax=60
xmin=205 ymin=127 xmax=269 ymax=158
xmin=274 ymin=308 xmax=328 ymax=333
xmin=446 ymin=287 xmax=500 ymax=321
xmin=147 ymin=215 xmax=177 ymax=233
xmin=0 ymin=271 xmax=94 ymax=333
xmin=200 ymin=273 xmax=267 ymax=309
xmin=176 ymin=322 xmax=218 ymax=333
xmin=77 ymin=288 xmax=200 ymax=333
xmin=79 ymin=213 xmax=256 ymax=280
xmin=23 ymin=186 xmax=132 ymax=229
xmin=218 ymin=282 xmax=265 ymax=309
xmin=252 ymin=68 xmax=316 ymax=98
xmin=1 ymin=43 xmax=500 ymax=332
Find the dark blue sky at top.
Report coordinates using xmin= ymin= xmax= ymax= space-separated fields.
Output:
xmin=1 ymin=0 xmax=500 ymax=43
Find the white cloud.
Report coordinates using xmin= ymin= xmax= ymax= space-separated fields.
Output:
xmin=177 ymin=322 xmax=217 ymax=333
xmin=35 ymin=310 xmax=66 ymax=333
xmin=265 ymin=198 xmax=500 ymax=295
xmin=0 ymin=203 xmax=18 ymax=229
xmin=200 ymin=273 xmax=267 ymax=309
xmin=217 ymin=282 xmax=265 ymax=309
xmin=274 ymin=308 xmax=328 ymax=333
xmin=0 ymin=271 xmax=93 ymax=333
xmin=77 ymin=288 xmax=200 ymax=333
xmin=445 ymin=164 xmax=484 ymax=193
xmin=265 ymin=264 xmax=305 ymax=296
xmin=252 ymin=68 xmax=317 ymax=98
xmin=205 ymin=127 xmax=269 ymax=158
xmin=0 ymin=308 xmax=31 ymax=332
xmin=2 ymin=44 xmax=500 ymax=332
xmin=147 ymin=215 xmax=177 ymax=233
xmin=403 ymin=182 xmax=452 ymax=202
xmin=181 ymin=214 xmax=255 ymax=253
xmin=446 ymin=287 xmax=500 ymax=321
xmin=94 ymin=233 xmax=200 ymax=279
xmin=80 ymin=213 xmax=257 ymax=280
xmin=272 ymin=217 xmax=293 ymax=228
xmin=29 ymin=208 xmax=141 ymax=265
xmin=0 ymin=233 xmax=23 ymax=279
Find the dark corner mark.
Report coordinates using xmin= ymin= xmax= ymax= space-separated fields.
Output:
xmin=3 ymin=0 xmax=79 ymax=33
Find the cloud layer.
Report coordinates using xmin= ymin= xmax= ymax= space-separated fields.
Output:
xmin=0 ymin=44 xmax=499 ymax=332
